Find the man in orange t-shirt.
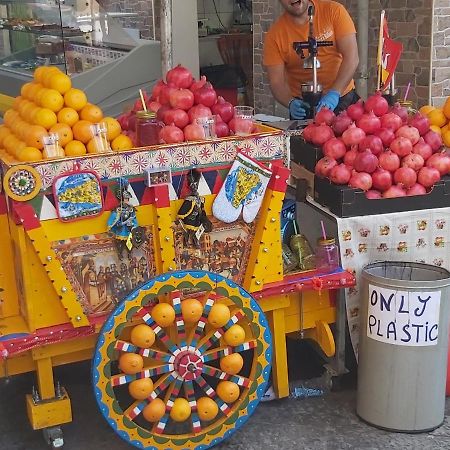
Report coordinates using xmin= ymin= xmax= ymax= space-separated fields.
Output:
xmin=264 ymin=0 xmax=359 ymax=119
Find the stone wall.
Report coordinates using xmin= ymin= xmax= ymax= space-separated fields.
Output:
xmin=431 ymin=0 xmax=450 ymax=107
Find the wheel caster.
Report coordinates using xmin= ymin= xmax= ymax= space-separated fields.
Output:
xmin=43 ymin=426 xmax=64 ymax=449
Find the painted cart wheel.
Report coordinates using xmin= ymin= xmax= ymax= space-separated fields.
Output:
xmin=93 ymin=270 xmax=272 ymax=450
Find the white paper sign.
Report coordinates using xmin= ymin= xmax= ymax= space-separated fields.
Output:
xmin=367 ymin=284 xmax=440 ymax=346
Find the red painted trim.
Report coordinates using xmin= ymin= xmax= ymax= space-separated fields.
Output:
xmin=0 ymin=192 xmax=7 ymax=215
xmin=149 ymin=184 xmax=170 ymax=208
xmin=12 ymin=202 xmax=41 ymax=231
xmin=268 ymin=165 xmax=290 ymax=193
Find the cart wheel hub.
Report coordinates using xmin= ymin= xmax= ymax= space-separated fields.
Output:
xmin=174 ymin=351 xmax=203 ymax=381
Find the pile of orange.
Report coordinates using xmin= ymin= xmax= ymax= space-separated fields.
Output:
xmin=0 ymin=66 xmax=133 ymax=162
xmin=419 ymin=99 xmax=450 ymax=148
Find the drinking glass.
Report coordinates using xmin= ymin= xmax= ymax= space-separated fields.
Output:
xmin=195 ymin=116 xmax=217 ymax=140
xmin=233 ymin=106 xmax=254 ymax=136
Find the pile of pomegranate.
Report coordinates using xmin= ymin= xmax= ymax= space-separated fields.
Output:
xmin=117 ymin=65 xmax=254 ymax=145
xmin=307 ymin=92 xmax=447 ymax=199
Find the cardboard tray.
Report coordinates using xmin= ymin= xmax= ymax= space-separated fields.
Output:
xmin=314 ymin=175 xmax=450 ymax=218
xmin=290 ymin=136 xmax=323 ymax=172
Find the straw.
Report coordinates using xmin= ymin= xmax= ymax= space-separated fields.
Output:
xmin=320 ymin=220 xmax=327 ymax=240
xmin=293 ymin=219 xmax=298 ymax=235
xmin=139 ymin=89 xmax=147 ymax=112
xmin=403 ymin=82 xmax=411 ymax=103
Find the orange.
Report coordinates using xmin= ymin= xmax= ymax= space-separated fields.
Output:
xmin=196 ymin=397 xmax=219 ymax=421
xmin=223 ymin=324 xmax=246 ymax=346
xmin=87 ymin=136 xmax=110 ymax=154
xmin=430 ymin=125 xmax=442 ymax=136
xmin=28 ymin=83 xmax=44 ymax=102
xmin=57 ymin=107 xmax=79 ymax=127
xmin=40 ymin=88 xmax=64 ymax=112
xmin=34 ymin=108 xmax=58 ymax=130
xmin=64 ymin=88 xmax=88 ymax=111
xmin=42 ymin=67 xmax=61 ymax=88
xmin=3 ymin=134 xmax=19 ymax=154
xmin=128 ymin=378 xmax=154 ymax=400
xmin=16 ymin=146 xmax=42 ymax=162
xmin=48 ymin=72 xmax=71 ymax=94
xmin=64 ymin=140 xmax=87 ymax=157
xmin=169 ymin=398 xmax=191 ymax=422
xmin=220 ymin=353 xmax=244 ymax=375
xmin=151 ymin=303 xmax=175 ymax=327
xmin=49 ymin=123 xmax=73 ymax=147
xmin=20 ymin=82 xmax=34 ymax=100
xmin=443 ymin=130 xmax=450 ymax=148
xmin=12 ymin=96 xmax=23 ymax=111
xmin=442 ymin=124 xmax=449 ymax=135
xmin=443 ymin=97 xmax=450 ymax=120
xmin=25 ymin=125 xmax=48 ymax=149
xmin=72 ymin=120 xmax=94 ymax=143
xmin=130 ymin=324 xmax=156 ymax=348
xmin=216 ymin=381 xmax=240 ymax=403
xmin=142 ymin=398 xmax=166 ymax=422
xmin=80 ymin=103 xmax=103 ymax=123
xmin=103 ymin=116 xmax=122 ymax=141
xmin=428 ymin=109 xmax=447 ymax=128
xmin=33 ymin=66 xmax=47 ymax=84
xmin=111 ymin=134 xmax=133 ymax=151
xmin=20 ymin=102 xmax=38 ymax=122
xmin=208 ymin=303 xmax=231 ymax=328
xmin=181 ymin=298 xmax=203 ymax=324
xmin=3 ymin=109 xmax=19 ymax=128
xmin=118 ymin=352 xmax=144 ymax=375
xmin=419 ymin=105 xmax=435 ymax=116
xmin=0 ymin=125 xmax=10 ymax=146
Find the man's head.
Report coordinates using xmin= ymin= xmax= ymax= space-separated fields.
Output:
xmin=279 ymin=0 xmax=311 ymax=18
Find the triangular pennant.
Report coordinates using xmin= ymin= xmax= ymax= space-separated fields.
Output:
xmin=40 ymin=195 xmax=58 ymax=220
xmin=172 ymin=174 xmax=185 ymax=198
xmin=104 ymin=186 xmax=119 ymax=211
xmin=46 ymin=192 xmax=56 ymax=207
xmin=126 ymin=185 xmax=139 ymax=207
xmin=130 ymin=180 xmax=146 ymax=204
xmin=28 ymin=194 xmax=44 ymax=218
xmin=214 ymin=169 xmax=229 ymax=193
xmin=168 ymin=183 xmax=178 ymax=200
xmin=202 ymin=170 xmax=219 ymax=193
xmin=197 ymin=173 xmax=211 ymax=196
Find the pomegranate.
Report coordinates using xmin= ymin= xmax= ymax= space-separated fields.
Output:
xmin=128 ymin=113 xmax=137 ymax=132
xmin=302 ymin=123 xmax=317 ymax=142
xmin=379 ymin=150 xmax=401 ymax=172
xmin=151 ymin=80 xmax=166 ymax=101
xmin=390 ymin=136 xmax=413 ymax=157
xmin=344 ymin=148 xmax=358 ymax=167
xmin=184 ymin=123 xmax=206 ymax=141
xmin=166 ymin=64 xmax=194 ymax=89
xmin=413 ymin=138 xmax=433 ymax=161
xmin=357 ymin=111 xmax=382 ymax=134
xmin=169 ymin=89 xmax=194 ymax=111
xmin=406 ymin=184 xmax=427 ymax=196
xmin=329 ymin=163 xmax=352 ymax=185
xmin=342 ymin=124 xmax=366 ymax=147
xmin=159 ymin=124 xmax=184 ymax=144
xmin=148 ymin=101 xmax=161 ymax=113
xmin=423 ymin=130 xmax=443 ymax=152
xmin=193 ymin=82 xmax=218 ymax=107
xmin=417 ymin=166 xmax=441 ymax=188
xmin=425 ymin=152 xmax=450 ymax=176
xmin=349 ymin=171 xmax=373 ymax=191
xmin=315 ymin=107 xmax=335 ymax=126
xmin=402 ymin=153 xmax=424 ymax=171
xmin=371 ymin=168 xmax=393 ymax=192
xmin=315 ymin=156 xmax=338 ymax=178
xmin=359 ymin=135 xmax=383 ymax=156
xmin=409 ymin=113 xmax=430 ymax=136
xmin=332 ymin=111 xmax=353 ymax=136
xmin=366 ymin=189 xmax=382 ymax=199
xmin=380 ymin=112 xmax=403 ymax=132
xmin=188 ymin=104 xmax=213 ymax=122
xmin=393 ymin=166 xmax=417 ymax=188
xmin=347 ymin=100 xmax=365 ymax=121
xmin=190 ymin=75 xmax=207 ymax=92
xmin=396 ymin=125 xmax=420 ymax=145
xmin=211 ymin=96 xmax=234 ymax=123
xmin=157 ymin=104 xmax=171 ymax=122
xmin=159 ymin=83 xmax=176 ymax=105
xmin=311 ymin=123 xmax=335 ymax=146
xmin=214 ymin=120 xmax=230 ymax=138
xmin=364 ymin=91 xmax=389 ymax=116
xmin=163 ymin=109 xmax=189 ymax=129
xmin=374 ymin=128 xmax=396 ymax=147
xmin=322 ymin=138 xmax=347 ymax=160
xmin=353 ymin=150 xmax=378 ymax=174
xmin=382 ymin=185 xmax=407 ymax=198
xmin=390 ymin=102 xmax=409 ymax=124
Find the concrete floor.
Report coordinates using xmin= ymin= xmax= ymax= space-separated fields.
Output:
xmin=0 ymin=354 xmax=449 ymax=450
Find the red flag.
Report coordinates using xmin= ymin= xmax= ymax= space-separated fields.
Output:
xmin=379 ymin=16 xmax=403 ymax=91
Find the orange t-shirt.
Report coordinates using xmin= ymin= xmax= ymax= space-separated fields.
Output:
xmin=263 ymin=0 xmax=356 ymax=97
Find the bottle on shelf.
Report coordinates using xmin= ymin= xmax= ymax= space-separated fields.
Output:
xmin=135 ymin=111 xmax=164 ymax=147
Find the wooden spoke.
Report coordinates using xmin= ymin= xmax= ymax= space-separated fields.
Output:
xmin=114 ymin=340 xmax=172 ymax=362
xmin=184 ymin=380 xmax=201 ymax=433
xmin=110 ymin=364 xmax=175 ymax=387
xmin=153 ymin=377 xmax=184 ymax=434
xmin=202 ymin=364 xmax=251 ymax=388
xmin=202 ymin=340 xmax=257 ymax=363
xmin=194 ymin=375 xmax=232 ymax=417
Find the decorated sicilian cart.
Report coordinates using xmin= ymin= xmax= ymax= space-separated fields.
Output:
xmin=0 ymin=121 xmax=355 ymax=449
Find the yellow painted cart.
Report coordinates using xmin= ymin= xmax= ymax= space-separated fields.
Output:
xmin=0 ymin=128 xmax=354 ymax=449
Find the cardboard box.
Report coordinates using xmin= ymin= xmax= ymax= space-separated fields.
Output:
xmin=290 ymin=136 xmax=323 ymax=172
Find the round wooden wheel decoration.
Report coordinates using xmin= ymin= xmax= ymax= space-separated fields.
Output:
xmin=3 ymin=164 xmax=42 ymax=202
xmin=93 ymin=270 xmax=272 ymax=449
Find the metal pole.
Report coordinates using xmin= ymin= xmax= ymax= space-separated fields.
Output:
xmin=160 ymin=0 xmax=173 ymax=76
xmin=356 ymin=0 xmax=369 ymax=99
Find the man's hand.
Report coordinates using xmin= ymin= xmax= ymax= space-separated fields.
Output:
xmin=316 ymin=90 xmax=340 ymax=112
xmin=289 ymin=98 xmax=310 ymax=119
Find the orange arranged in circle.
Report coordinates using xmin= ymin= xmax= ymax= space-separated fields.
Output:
xmin=220 ymin=353 xmax=244 ymax=375
xmin=128 ymin=378 xmax=154 ymax=400
xmin=223 ymin=324 xmax=246 ymax=346
xmin=208 ymin=303 xmax=231 ymax=328
xmin=118 ymin=352 xmax=144 ymax=375
xmin=169 ymin=398 xmax=191 ymax=422
xmin=181 ymin=298 xmax=203 ymax=324
xmin=130 ymin=324 xmax=156 ymax=348
xmin=142 ymin=398 xmax=166 ymax=423
xmin=196 ymin=396 xmax=219 ymax=421
xmin=151 ymin=303 xmax=176 ymax=327
xmin=216 ymin=380 xmax=240 ymax=403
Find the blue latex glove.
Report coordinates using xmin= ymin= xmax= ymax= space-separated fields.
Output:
xmin=316 ymin=90 xmax=340 ymax=112
xmin=288 ymin=98 xmax=310 ymax=119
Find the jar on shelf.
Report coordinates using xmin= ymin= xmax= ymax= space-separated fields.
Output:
xmin=136 ymin=111 xmax=164 ymax=147
xmin=398 ymin=100 xmax=417 ymax=116
xmin=315 ymin=237 xmax=339 ymax=273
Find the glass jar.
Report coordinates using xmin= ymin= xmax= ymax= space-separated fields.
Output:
xmin=315 ymin=237 xmax=340 ymax=273
xmin=290 ymin=234 xmax=315 ymax=270
xmin=136 ymin=111 xmax=164 ymax=147
xmin=398 ymin=100 xmax=417 ymax=117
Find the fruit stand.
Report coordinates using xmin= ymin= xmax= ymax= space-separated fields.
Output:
xmin=0 ymin=77 xmax=355 ymax=450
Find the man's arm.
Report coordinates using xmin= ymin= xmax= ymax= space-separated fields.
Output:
xmin=331 ymin=33 xmax=359 ymax=95
xmin=266 ymin=64 xmax=292 ymax=108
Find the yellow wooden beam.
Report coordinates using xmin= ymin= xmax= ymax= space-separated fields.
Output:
xmin=0 ymin=93 xmax=13 ymax=115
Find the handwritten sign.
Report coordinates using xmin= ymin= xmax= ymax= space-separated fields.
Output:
xmin=367 ymin=284 xmax=440 ymax=346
